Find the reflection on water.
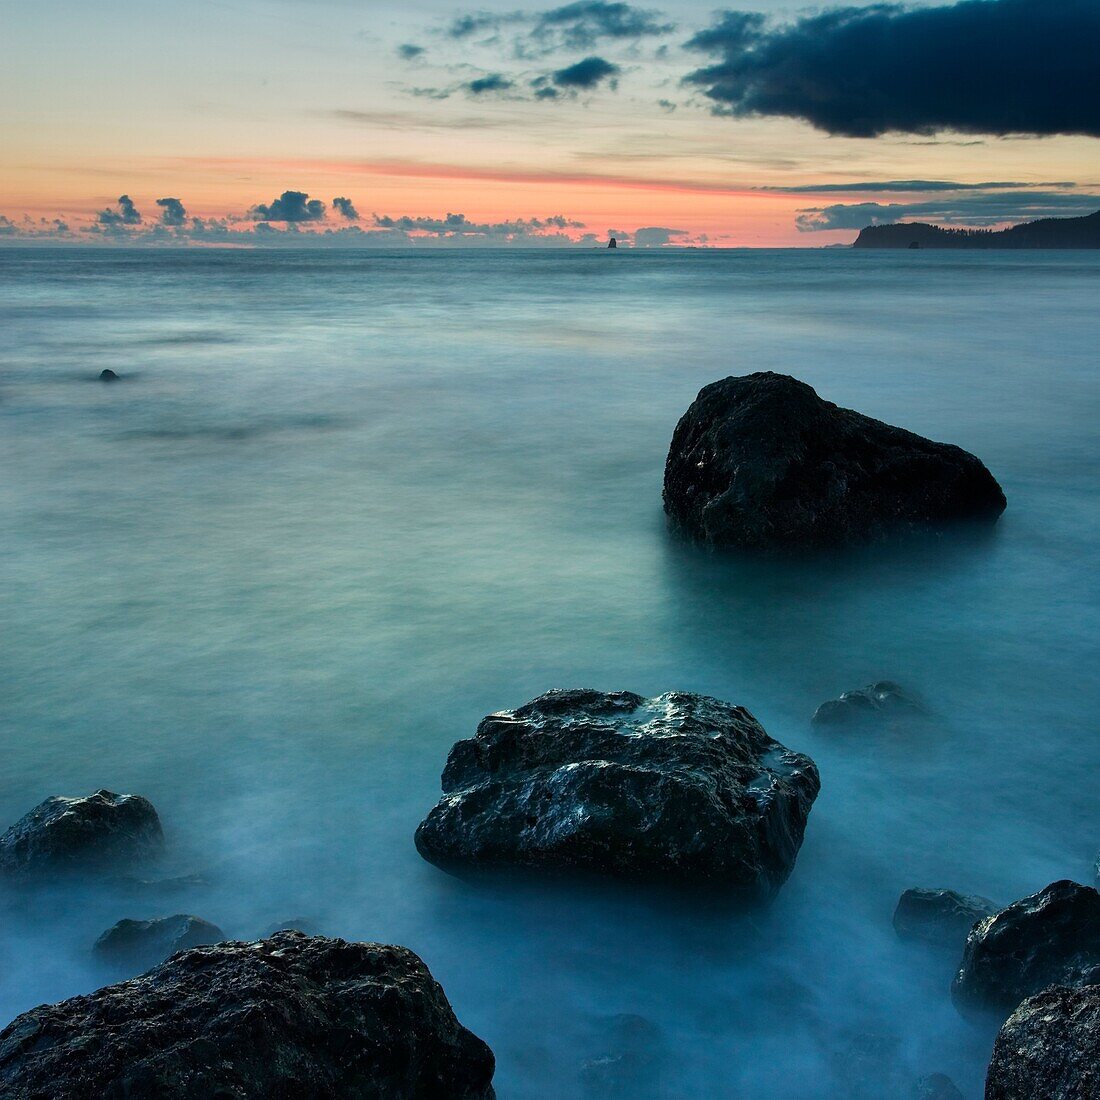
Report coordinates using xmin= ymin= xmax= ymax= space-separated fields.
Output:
xmin=1 ymin=247 xmax=1099 ymax=1097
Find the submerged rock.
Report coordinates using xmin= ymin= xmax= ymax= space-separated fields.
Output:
xmin=0 ymin=790 xmax=163 ymax=876
xmin=0 ymin=930 xmax=495 ymax=1099
xmin=94 ymin=915 xmax=225 ymax=972
xmin=579 ymin=1014 xmax=662 ymax=1099
xmin=415 ymin=689 xmax=820 ymax=902
xmin=894 ymin=888 xmax=999 ymax=947
xmin=911 ymin=1073 xmax=963 ymax=1099
xmin=985 ymin=984 xmax=1100 ymax=1099
xmin=952 ymin=880 xmax=1100 ymax=1015
xmin=662 ymin=372 xmax=1006 ymax=549
xmin=812 ymin=681 xmax=924 ymax=728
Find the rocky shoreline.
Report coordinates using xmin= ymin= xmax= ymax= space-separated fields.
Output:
xmin=3 ymin=374 xmax=1093 ymax=1097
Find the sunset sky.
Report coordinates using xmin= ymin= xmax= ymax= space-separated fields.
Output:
xmin=2 ymin=0 xmax=1098 ymax=246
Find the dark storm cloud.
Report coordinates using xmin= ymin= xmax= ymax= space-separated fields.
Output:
xmin=249 ymin=191 xmax=326 ymax=222
xmin=684 ymin=0 xmax=1100 ymax=138
xmin=97 ymin=195 xmax=142 ymax=226
xmin=552 ymin=55 xmax=619 ymax=89
xmin=466 ymin=73 xmax=516 ymax=94
xmin=332 ymin=196 xmax=359 ymax=221
xmin=796 ymin=190 xmax=1100 ymax=231
xmin=156 ymin=197 xmax=186 ymax=226
xmin=397 ymin=43 xmax=425 ymax=60
xmin=770 ymin=180 xmax=1077 ymax=194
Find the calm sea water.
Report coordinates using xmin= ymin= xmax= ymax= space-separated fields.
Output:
xmin=1 ymin=246 xmax=1098 ymax=1097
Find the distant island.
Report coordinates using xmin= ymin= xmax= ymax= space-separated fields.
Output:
xmin=853 ymin=210 xmax=1100 ymax=249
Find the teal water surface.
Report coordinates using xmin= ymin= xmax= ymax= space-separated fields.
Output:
xmin=1 ymin=247 xmax=1098 ymax=1097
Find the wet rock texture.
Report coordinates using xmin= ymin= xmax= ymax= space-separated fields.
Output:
xmin=0 ymin=790 xmax=163 ymax=876
xmin=0 ymin=930 xmax=496 ymax=1099
xmin=952 ymin=880 xmax=1100 ymax=1015
xmin=415 ymin=689 xmax=820 ymax=902
xmin=663 ymin=372 xmax=1006 ymax=549
xmin=985 ymin=984 xmax=1100 ymax=1099
xmin=812 ymin=681 xmax=924 ymax=728
xmin=94 ymin=915 xmax=225 ymax=973
xmin=894 ymin=888 xmax=999 ymax=947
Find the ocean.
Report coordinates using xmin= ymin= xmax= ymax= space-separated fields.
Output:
xmin=1 ymin=246 xmax=1098 ymax=1097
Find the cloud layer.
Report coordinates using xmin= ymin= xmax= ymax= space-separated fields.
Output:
xmin=797 ymin=190 xmax=1100 ymax=231
xmin=685 ymin=0 xmax=1100 ymax=138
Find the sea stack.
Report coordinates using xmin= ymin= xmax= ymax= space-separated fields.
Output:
xmin=663 ymin=372 xmax=1006 ymax=550
xmin=608 ymin=237 xmax=618 ymax=249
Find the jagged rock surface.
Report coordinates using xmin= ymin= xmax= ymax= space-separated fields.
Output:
xmin=952 ymin=880 xmax=1100 ymax=1015
xmin=985 ymin=984 xmax=1100 ymax=1099
xmin=415 ymin=689 xmax=820 ymax=901
xmin=0 ymin=931 xmax=495 ymax=1099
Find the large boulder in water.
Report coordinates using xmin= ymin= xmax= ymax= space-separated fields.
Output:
xmin=0 ymin=930 xmax=495 ymax=1099
xmin=94 ymin=915 xmax=225 ymax=973
xmin=984 ymin=984 xmax=1100 ymax=1099
xmin=0 ymin=790 xmax=163 ymax=876
xmin=415 ymin=689 xmax=820 ymax=902
xmin=952 ymin=880 xmax=1100 ymax=1016
xmin=894 ymin=888 xmax=999 ymax=947
xmin=662 ymin=372 xmax=1006 ymax=549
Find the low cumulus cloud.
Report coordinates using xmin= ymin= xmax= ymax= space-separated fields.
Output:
xmin=332 ymin=196 xmax=359 ymax=221
xmin=770 ymin=180 xmax=1077 ymax=195
xmin=685 ymin=0 xmax=1100 ymax=138
xmin=466 ymin=73 xmax=516 ymax=95
xmin=249 ymin=190 xmax=326 ymax=223
xmin=371 ymin=211 xmax=586 ymax=240
xmin=551 ymin=55 xmax=619 ymax=89
xmin=796 ymin=190 xmax=1100 ymax=231
xmin=156 ymin=197 xmax=186 ymax=226
xmin=97 ymin=195 xmax=142 ymax=226
xmin=447 ymin=2 xmax=672 ymax=53
xmin=633 ymin=225 xmax=688 ymax=246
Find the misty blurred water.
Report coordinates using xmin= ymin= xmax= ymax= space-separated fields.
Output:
xmin=1 ymin=246 xmax=1098 ymax=1098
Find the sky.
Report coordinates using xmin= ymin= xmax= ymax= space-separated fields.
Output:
xmin=2 ymin=0 xmax=1098 ymax=246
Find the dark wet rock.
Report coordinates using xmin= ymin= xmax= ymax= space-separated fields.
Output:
xmin=911 ymin=1073 xmax=963 ymax=1099
xmin=894 ymin=888 xmax=999 ymax=947
xmin=0 ymin=790 xmax=163 ymax=877
xmin=99 ymin=369 xmax=119 ymax=381
xmin=607 ymin=237 xmax=618 ymax=249
xmin=415 ymin=690 xmax=820 ymax=902
xmin=812 ymin=681 xmax=924 ymax=728
xmin=579 ymin=1014 xmax=662 ymax=1099
xmin=952 ymin=880 xmax=1100 ymax=1016
xmin=985 ymin=984 xmax=1100 ymax=1099
xmin=662 ymin=372 xmax=1006 ymax=549
xmin=0 ymin=930 xmax=496 ymax=1099
xmin=94 ymin=915 xmax=225 ymax=972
